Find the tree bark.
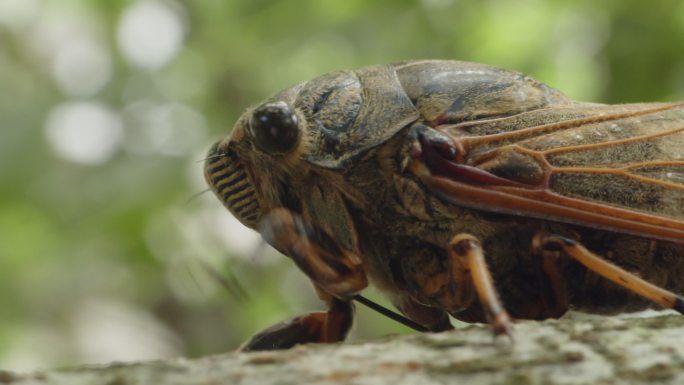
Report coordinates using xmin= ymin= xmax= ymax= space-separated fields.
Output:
xmin=3 ymin=314 xmax=684 ymax=385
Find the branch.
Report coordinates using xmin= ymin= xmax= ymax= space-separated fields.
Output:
xmin=3 ymin=314 xmax=684 ymax=385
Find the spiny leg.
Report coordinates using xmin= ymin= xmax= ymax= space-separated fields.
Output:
xmin=533 ymin=233 xmax=684 ymax=314
xmin=447 ymin=234 xmax=512 ymax=338
xmin=240 ymin=208 xmax=368 ymax=351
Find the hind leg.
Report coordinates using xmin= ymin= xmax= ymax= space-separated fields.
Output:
xmin=533 ymin=233 xmax=684 ymax=313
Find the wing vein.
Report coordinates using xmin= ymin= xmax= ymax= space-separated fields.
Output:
xmin=542 ymin=126 xmax=684 ymax=156
xmin=463 ymin=103 xmax=684 ymax=148
xmin=552 ymin=167 xmax=684 ymax=192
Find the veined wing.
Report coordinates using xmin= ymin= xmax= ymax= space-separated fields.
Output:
xmin=422 ymin=102 xmax=684 ymax=242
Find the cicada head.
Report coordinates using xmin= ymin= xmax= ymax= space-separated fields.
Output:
xmin=204 ymin=66 xmax=422 ymax=229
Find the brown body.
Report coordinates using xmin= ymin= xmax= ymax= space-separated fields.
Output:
xmin=205 ymin=60 xmax=684 ymax=349
xmin=345 ymin=99 xmax=684 ymax=321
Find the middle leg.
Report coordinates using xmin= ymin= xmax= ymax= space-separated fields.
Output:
xmin=446 ymin=234 xmax=512 ymax=338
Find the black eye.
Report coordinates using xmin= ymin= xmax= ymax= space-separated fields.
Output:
xmin=249 ymin=102 xmax=300 ymax=154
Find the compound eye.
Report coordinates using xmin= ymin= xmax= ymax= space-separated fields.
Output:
xmin=249 ymin=101 xmax=300 ymax=154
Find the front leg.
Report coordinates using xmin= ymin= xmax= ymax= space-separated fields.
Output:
xmin=241 ymin=290 xmax=354 ymax=352
xmin=241 ymin=208 xmax=368 ymax=351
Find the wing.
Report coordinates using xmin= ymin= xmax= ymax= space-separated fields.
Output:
xmin=419 ymin=102 xmax=684 ymax=243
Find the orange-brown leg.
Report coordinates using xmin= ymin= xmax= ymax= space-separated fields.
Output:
xmin=446 ymin=234 xmax=513 ymax=338
xmin=533 ymin=233 xmax=684 ymax=314
xmin=260 ymin=208 xmax=367 ymax=298
xmin=240 ymin=290 xmax=354 ymax=352
xmin=533 ymin=242 xmax=570 ymax=319
xmin=239 ymin=209 xmax=368 ymax=351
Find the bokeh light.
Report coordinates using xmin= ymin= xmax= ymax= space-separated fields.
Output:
xmin=51 ymin=37 xmax=112 ymax=97
xmin=45 ymin=102 xmax=123 ymax=165
xmin=117 ymin=1 xmax=186 ymax=70
xmin=122 ymin=102 xmax=206 ymax=156
xmin=0 ymin=0 xmax=41 ymax=30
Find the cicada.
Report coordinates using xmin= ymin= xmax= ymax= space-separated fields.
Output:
xmin=204 ymin=60 xmax=684 ymax=351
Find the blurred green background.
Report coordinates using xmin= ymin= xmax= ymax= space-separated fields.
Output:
xmin=2 ymin=0 xmax=684 ymax=372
